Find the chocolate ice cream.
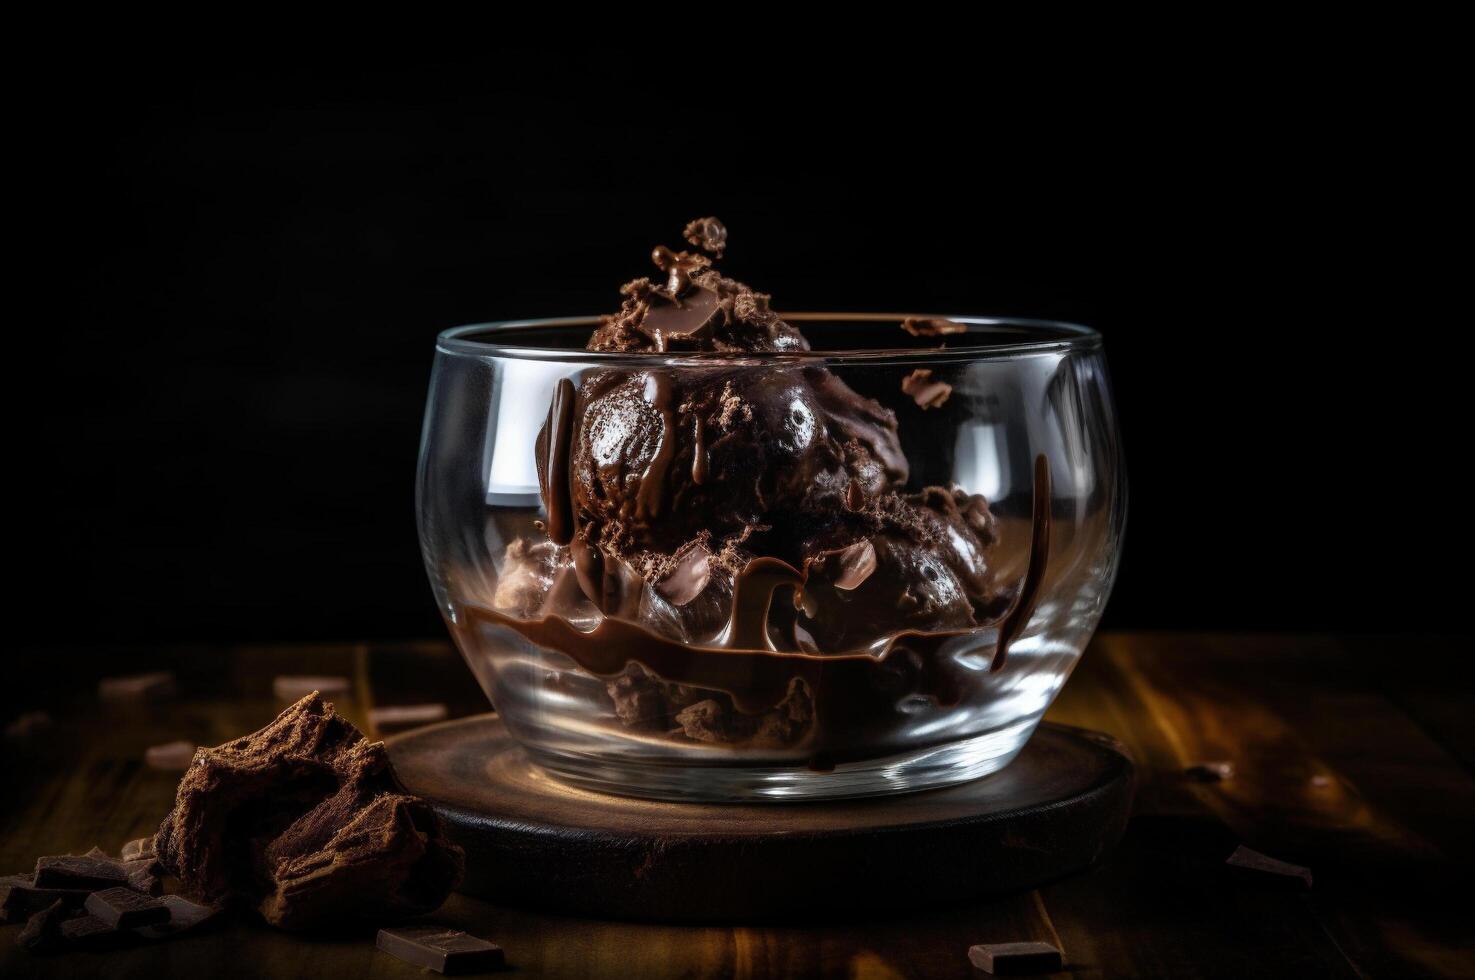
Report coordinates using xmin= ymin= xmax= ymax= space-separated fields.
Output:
xmin=466 ymin=219 xmax=1051 ymax=759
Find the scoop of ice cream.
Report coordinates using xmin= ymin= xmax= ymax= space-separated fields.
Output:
xmin=528 ymin=219 xmax=1004 ymax=652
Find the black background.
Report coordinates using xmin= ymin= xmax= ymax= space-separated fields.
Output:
xmin=15 ymin=48 xmax=1464 ymax=646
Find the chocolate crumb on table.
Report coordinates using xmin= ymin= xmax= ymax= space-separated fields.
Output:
xmin=377 ymin=926 xmax=506 ymax=974
xmin=1184 ymin=761 xmax=1235 ymax=782
xmin=967 ymin=941 xmax=1064 ymax=974
xmin=1226 ymin=845 xmax=1313 ymax=889
xmin=84 ymin=887 xmax=170 ymax=929
xmin=145 ymin=740 xmax=197 ymax=770
xmin=98 ymin=671 xmax=176 ymax=702
xmin=367 ymin=703 xmax=449 ymax=731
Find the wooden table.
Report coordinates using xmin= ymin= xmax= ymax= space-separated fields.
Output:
xmin=2 ymin=634 xmax=1471 ymax=978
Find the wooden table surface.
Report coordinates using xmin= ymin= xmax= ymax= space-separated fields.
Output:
xmin=2 ymin=633 xmax=1471 ymax=979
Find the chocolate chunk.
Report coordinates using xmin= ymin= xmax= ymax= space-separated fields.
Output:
xmin=653 ymin=545 xmax=712 ymax=606
xmin=120 ymin=837 xmax=156 ymax=862
xmin=901 ymin=368 xmax=952 ymax=409
xmin=153 ymin=693 xmax=464 ymax=931
xmin=639 ymin=286 xmax=722 ymax=350
xmin=84 ymin=887 xmax=169 ymax=929
xmin=367 ymin=704 xmax=449 ymax=731
xmin=376 ymin=926 xmax=506 ymax=975
xmin=15 ymin=898 xmax=70 ymax=952
xmin=33 ymin=854 xmax=127 ymax=890
xmin=1185 ymin=761 xmax=1234 ymax=782
xmin=967 ymin=941 xmax=1063 ymax=974
xmin=830 ymin=539 xmax=877 ymax=591
xmin=1226 ymin=845 xmax=1313 ymax=889
xmin=2 ymin=874 xmax=90 ymax=922
xmin=901 ymin=316 xmax=967 ymax=337
xmin=98 ymin=671 xmax=176 ymax=702
xmin=134 ymin=894 xmax=222 ymax=940
xmin=145 ymin=740 xmax=196 ymax=771
xmin=59 ymin=913 xmax=126 ymax=948
xmin=124 ymin=860 xmax=163 ymax=897
xmin=272 ymin=675 xmax=350 ymax=700
xmin=683 ymin=216 xmax=727 ymax=257
xmin=4 ymin=710 xmax=53 ymax=740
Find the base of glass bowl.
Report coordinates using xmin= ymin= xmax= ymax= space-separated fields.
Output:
xmin=519 ymin=716 xmax=1041 ymax=803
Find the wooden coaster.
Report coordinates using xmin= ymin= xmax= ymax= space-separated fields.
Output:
xmin=388 ymin=716 xmax=1133 ymax=922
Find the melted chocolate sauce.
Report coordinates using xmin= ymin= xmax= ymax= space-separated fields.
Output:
xmin=991 ymin=453 xmax=1053 ymax=671
xmin=536 ymin=378 xmax=576 ymax=546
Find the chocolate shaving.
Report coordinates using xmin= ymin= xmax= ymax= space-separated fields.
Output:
xmin=683 ymin=216 xmax=728 ymax=257
xmin=901 ymin=316 xmax=967 ymax=337
xmin=901 ymin=369 xmax=952 ymax=409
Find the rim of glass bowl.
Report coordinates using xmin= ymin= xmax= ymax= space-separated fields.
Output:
xmin=436 ymin=314 xmax=1101 ymax=365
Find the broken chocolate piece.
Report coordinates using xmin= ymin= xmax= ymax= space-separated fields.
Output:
xmin=2 ymin=874 xmax=90 ymax=922
xmin=272 ymin=675 xmax=350 ymax=700
xmin=830 ymin=539 xmax=877 ymax=591
xmin=683 ymin=215 xmax=727 ymax=257
xmin=135 ymin=894 xmax=222 ymax=940
xmin=98 ymin=671 xmax=176 ymax=702
xmin=124 ymin=860 xmax=163 ymax=897
xmin=120 ymin=837 xmax=156 ymax=862
xmin=1185 ymin=761 xmax=1235 ymax=782
xmin=84 ymin=887 xmax=169 ymax=929
xmin=967 ymin=941 xmax=1063 ymax=974
xmin=1226 ymin=845 xmax=1313 ymax=889
xmin=33 ymin=854 xmax=127 ymax=890
xmin=145 ymin=740 xmax=196 ymax=771
xmin=15 ymin=898 xmax=70 ymax=952
xmin=901 ymin=316 xmax=967 ymax=337
xmin=153 ymin=692 xmax=464 ymax=931
xmin=4 ymin=711 xmax=53 ymax=740
xmin=902 ymin=369 xmax=952 ymax=409
xmin=367 ymin=704 xmax=449 ymax=730
xmin=376 ymin=926 xmax=506 ymax=975
xmin=652 ymin=544 xmax=712 ymax=605
xmin=59 ymin=913 xmax=126 ymax=948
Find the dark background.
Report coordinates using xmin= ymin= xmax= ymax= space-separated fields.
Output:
xmin=15 ymin=50 xmax=1464 ymax=646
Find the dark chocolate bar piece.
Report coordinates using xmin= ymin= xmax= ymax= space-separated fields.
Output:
xmin=377 ymin=926 xmax=505 ymax=974
xmin=967 ymin=941 xmax=1063 ymax=975
xmin=135 ymin=895 xmax=221 ymax=940
xmin=34 ymin=854 xmax=127 ymax=890
xmin=85 ymin=886 xmax=170 ymax=929
xmin=1226 ymin=845 xmax=1313 ymax=888
xmin=2 ymin=873 xmax=91 ymax=920
xmin=59 ymin=913 xmax=126 ymax=948
xmin=16 ymin=898 xmax=70 ymax=952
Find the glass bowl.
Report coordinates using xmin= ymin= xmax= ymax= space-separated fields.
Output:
xmin=417 ymin=314 xmax=1125 ymax=801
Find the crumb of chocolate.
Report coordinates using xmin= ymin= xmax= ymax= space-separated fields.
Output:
xmin=901 ymin=316 xmax=967 ymax=337
xmin=1185 ymin=761 xmax=1235 ymax=782
xmin=1226 ymin=845 xmax=1313 ymax=889
xmin=153 ymin=692 xmax=464 ymax=931
xmin=967 ymin=941 xmax=1063 ymax=974
xmin=683 ymin=216 xmax=727 ymax=257
xmin=901 ymin=369 xmax=952 ymax=409
xmin=15 ymin=898 xmax=70 ymax=952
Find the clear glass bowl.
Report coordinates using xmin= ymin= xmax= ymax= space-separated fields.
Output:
xmin=417 ymin=315 xmax=1125 ymax=801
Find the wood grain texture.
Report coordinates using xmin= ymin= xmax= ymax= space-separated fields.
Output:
xmin=0 ymin=634 xmax=1471 ymax=978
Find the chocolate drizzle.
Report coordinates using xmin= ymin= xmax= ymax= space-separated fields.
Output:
xmin=535 ymin=378 xmax=576 ymax=546
xmin=634 ymin=373 xmax=677 ymax=520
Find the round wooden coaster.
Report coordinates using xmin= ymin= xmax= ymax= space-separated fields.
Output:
xmin=387 ymin=716 xmax=1134 ymax=923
